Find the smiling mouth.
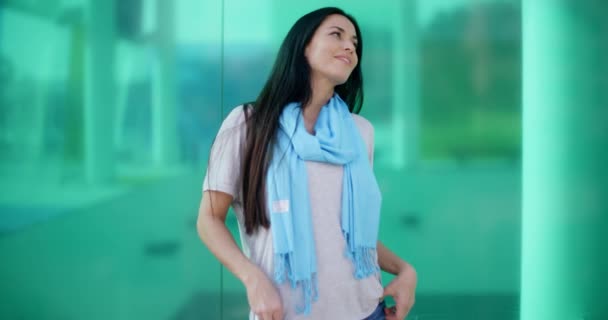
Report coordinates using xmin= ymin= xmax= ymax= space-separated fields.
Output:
xmin=335 ymin=56 xmax=351 ymax=65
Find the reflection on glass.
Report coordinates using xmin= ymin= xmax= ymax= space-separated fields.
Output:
xmin=0 ymin=1 xmax=221 ymax=319
xmin=1 ymin=0 xmax=605 ymax=319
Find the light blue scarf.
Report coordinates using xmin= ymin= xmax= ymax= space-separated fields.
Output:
xmin=266 ymin=93 xmax=382 ymax=315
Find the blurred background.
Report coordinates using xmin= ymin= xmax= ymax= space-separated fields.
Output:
xmin=0 ymin=0 xmax=605 ymax=319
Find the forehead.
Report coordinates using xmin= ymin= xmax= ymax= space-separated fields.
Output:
xmin=318 ymin=14 xmax=357 ymax=35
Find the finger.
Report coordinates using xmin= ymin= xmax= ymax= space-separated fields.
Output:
xmin=385 ymin=311 xmax=399 ymax=320
xmin=402 ymin=303 xmax=413 ymax=318
xmin=394 ymin=301 xmax=409 ymax=320
xmin=409 ymin=294 xmax=416 ymax=308
xmin=401 ymin=295 xmax=415 ymax=318
xmin=272 ymin=308 xmax=284 ymax=320
xmin=384 ymin=306 xmax=398 ymax=319
xmin=384 ymin=306 xmax=396 ymax=315
xmin=382 ymin=286 xmax=395 ymax=298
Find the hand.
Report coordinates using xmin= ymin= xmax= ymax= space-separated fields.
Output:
xmin=243 ymin=267 xmax=284 ymax=320
xmin=382 ymin=264 xmax=417 ymax=320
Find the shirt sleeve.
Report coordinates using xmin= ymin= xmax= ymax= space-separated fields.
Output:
xmin=202 ymin=105 xmax=248 ymax=199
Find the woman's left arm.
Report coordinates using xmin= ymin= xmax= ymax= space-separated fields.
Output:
xmin=377 ymin=240 xmax=417 ymax=320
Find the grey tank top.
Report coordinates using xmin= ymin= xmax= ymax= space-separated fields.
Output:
xmin=203 ymin=106 xmax=383 ymax=320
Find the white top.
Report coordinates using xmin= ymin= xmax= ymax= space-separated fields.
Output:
xmin=203 ymin=105 xmax=383 ymax=320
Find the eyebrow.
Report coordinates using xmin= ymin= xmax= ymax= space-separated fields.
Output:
xmin=329 ymin=26 xmax=358 ymax=42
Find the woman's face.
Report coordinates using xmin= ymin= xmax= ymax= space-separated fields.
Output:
xmin=305 ymin=14 xmax=359 ymax=86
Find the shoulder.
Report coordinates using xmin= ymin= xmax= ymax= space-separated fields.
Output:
xmin=216 ymin=104 xmax=255 ymax=137
xmin=351 ymin=113 xmax=374 ymax=139
xmin=220 ymin=104 xmax=250 ymax=130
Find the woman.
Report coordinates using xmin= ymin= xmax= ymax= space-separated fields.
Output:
xmin=198 ymin=7 xmax=417 ymax=320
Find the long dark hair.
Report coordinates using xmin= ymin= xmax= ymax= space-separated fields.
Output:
xmin=241 ymin=7 xmax=364 ymax=235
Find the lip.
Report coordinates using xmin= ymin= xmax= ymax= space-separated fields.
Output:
xmin=335 ymin=55 xmax=351 ymax=65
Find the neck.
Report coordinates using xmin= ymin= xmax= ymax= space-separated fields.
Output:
xmin=302 ymin=76 xmax=334 ymax=134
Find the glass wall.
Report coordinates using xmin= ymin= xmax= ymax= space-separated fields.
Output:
xmin=0 ymin=0 xmax=222 ymax=319
xmin=1 ymin=0 xmax=605 ymax=319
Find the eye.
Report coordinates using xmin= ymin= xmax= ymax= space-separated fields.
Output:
xmin=331 ymin=31 xmax=341 ymax=38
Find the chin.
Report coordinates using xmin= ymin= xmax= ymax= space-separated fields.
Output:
xmin=331 ymin=75 xmax=351 ymax=86
xmin=321 ymin=69 xmax=352 ymax=86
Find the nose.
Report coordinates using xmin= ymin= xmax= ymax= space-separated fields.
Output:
xmin=344 ymin=41 xmax=355 ymax=53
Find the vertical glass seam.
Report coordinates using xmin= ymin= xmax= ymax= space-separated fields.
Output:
xmin=219 ymin=0 xmax=225 ymax=319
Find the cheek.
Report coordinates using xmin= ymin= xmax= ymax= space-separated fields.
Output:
xmin=308 ymin=47 xmax=332 ymax=69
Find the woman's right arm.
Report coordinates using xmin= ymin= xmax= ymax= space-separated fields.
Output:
xmin=197 ymin=190 xmax=284 ymax=320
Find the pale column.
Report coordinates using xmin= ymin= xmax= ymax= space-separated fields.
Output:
xmin=84 ymin=0 xmax=116 ymax=184
xmin=521 ymin=1 xmax=608 ymax=319
xmin=391 ymin=0 xmax=420 ymax=170
xmin=151 ymin=0 xmax=178 ymax=167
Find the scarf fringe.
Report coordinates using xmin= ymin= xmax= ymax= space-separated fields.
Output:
xmin=344 ymin=245 xmax=381 ymax=279
xmin=273 ymin=252 xmax=292 ymax=285
xmin=274 ymin=252 xmax=319 ymax=315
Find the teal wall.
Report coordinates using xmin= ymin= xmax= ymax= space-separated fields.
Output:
xmin=0 ymin=0 xmax=604 ymax=319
